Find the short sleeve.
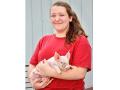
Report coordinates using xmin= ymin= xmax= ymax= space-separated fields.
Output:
xmin=72 ymin=36 xmax=91 ymax=71
xmin=29 ymin=37 xmax=44 ymax=66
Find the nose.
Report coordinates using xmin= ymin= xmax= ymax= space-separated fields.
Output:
xmin=55 ymin=16 xmax=60 ymax=21
xmin=64 ymin=65 xmax=71 ymax=70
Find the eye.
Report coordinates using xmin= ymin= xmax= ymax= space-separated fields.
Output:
xmin=61 ymin=62 xmax=66 ymax=65
xmin=60 ymin=61 xmax=63 ymax=64
xmin=59 ymin=14 xmax=64 ymax=17
xmin=50 ymin=14 xmax=56 ymax=18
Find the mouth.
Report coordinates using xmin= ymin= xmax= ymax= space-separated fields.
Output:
xmin=54 ymin=23 xmax=62 ymax=25
xmin=53 ymin=22 xmax=63 ymax=24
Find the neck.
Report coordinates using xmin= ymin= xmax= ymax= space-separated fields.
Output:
xmin=55 ymin=31 xmax=66 ymax=37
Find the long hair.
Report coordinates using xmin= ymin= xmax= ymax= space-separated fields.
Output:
xmin=52 ymin=1 xmax=87 ymax=43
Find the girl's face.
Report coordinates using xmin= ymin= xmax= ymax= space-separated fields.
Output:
xmin=50 ymin=6 xmax=72 ymax=33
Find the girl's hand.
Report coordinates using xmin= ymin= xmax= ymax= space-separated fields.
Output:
xmin=36 ymin=59 xmax=57 ymax=77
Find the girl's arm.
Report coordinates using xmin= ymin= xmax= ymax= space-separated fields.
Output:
xmin=53 ymin=65 xmax=87 ymax=80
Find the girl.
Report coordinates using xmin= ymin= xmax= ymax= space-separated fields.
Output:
xmin=28 ymin=1 xmax=91 ymax=90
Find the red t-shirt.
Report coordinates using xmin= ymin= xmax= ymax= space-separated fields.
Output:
xmin=30 ymin=34 xmax=91 ymax=90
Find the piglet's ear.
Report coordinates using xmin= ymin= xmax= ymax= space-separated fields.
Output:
xmin=66 ymin=51 xmax=70 ymax=60
xmin=54 ymin=52 xmax=60 ymax=60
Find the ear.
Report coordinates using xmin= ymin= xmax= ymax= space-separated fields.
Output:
xmin=69 ymin=16 xmax=73 ymax=22
xmin=66 ymin=51 xmax=70 ymax=60
xmin=54 ymin=52 xmax=60 ymax=60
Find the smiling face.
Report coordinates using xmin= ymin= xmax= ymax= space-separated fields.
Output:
xmin=50 ymin=6 xmax=72 ymax=33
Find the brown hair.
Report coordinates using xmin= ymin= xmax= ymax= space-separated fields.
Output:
xmin=52 ymin=1 xmax=87 ymax=43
